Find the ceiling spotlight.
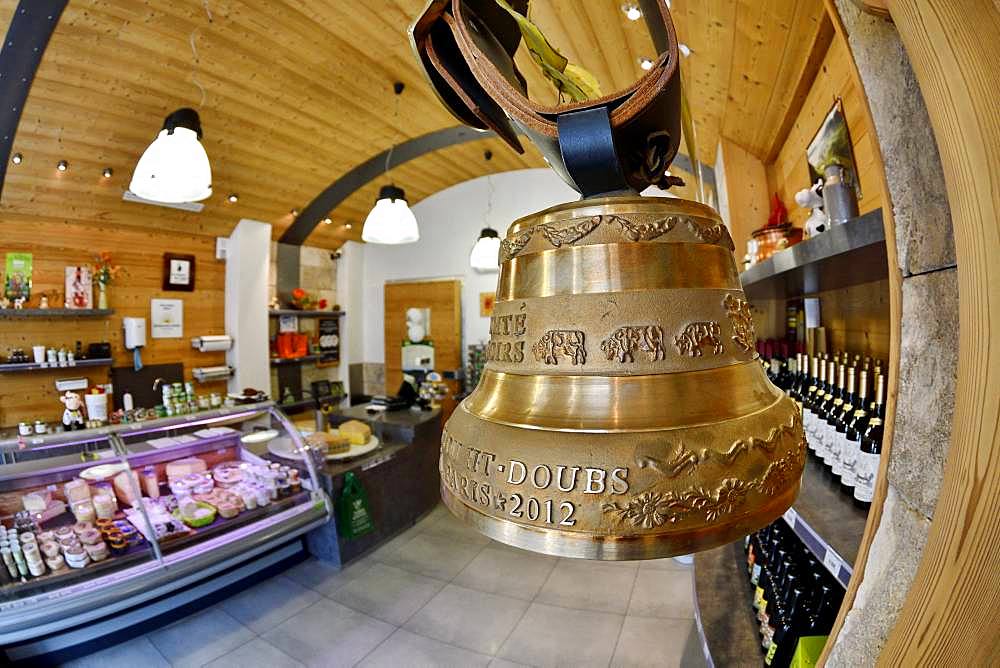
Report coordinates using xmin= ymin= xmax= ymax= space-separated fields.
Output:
xmin=290 ymin=208 xmax=299 ymax=217
xmin=323 ymin=217 xmax=332 ymax=225
xmin=679 ymin=43 xmax=692 ymax=57
xmin=57 ymin=160 xmax=68 ymax=171
xmin=639 ymin=57 xmax=654 ymax=71
xmin=227 ymin=193 xmax=238 ymax=203
xmin=622 ymin=4 xmax=642 ymax=20
xmin=345 ymin=222 xmax=353 ymax=230
xmin=11 ymin=153 xmax=22 ymax=165
xmin=102 ymin=167 xmax=113 ymax=178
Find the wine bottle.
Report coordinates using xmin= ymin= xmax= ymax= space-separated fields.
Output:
xmin=854 ymin=374 xmax=885 ymax=509
xmin=805 ymin=357 xmax=826 ymax=453
xmin=840 ymin=368 xmax=868 ymax=495
xmin=815 ymin=360 xmax=837 ymax=465
xmin=829 ymin=364 xmax=854 ymax=483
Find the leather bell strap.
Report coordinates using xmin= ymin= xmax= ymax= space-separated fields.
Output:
xmin=409 ymin=0 xmax=683 ymax=194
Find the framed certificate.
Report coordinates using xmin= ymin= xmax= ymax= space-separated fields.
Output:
xmin=163 ymin=253 xmax=196 ymax=291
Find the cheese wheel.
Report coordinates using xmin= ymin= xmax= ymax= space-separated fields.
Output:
xmin=64 ymin=479 xmax=91 ymax=503
xmin=166 ymin=457 xmax=208 ymax=480
xmin=338 ymin=420 xmax=371 ymax=445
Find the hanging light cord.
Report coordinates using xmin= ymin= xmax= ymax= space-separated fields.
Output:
xmin=188 ymin=1 xmax=214 ymax=108
xmin=485 ymin=174 xmax=495 ymax=230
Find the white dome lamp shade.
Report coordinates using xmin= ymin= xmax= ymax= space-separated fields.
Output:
xmin=129 ymin=108 xmax=212 ymax=203
xmin=469 ymin=227 xmax=501 ymax=272
xmin=362 ymin=185 xmax=420 ymax=244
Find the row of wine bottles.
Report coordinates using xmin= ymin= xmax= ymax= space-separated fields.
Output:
xmin=762 ymin=345 xmax=886 ymax=507
xmin=744 ymin=519 xmax=844 ymax=666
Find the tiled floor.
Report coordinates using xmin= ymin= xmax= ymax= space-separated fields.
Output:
xmin=63 ymin=505 xmax=708 ymax=668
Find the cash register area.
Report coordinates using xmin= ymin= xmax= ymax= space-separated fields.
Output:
xmin=63 ymin=505 xmax=704 ymax=668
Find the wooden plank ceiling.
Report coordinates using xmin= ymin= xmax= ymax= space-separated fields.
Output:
xmin=0 ymin=0 xmax=825 ymax=250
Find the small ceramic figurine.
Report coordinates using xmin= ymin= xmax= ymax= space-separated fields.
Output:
xmin=60 ymin=391 xmax=86 ymax=430
xmin=795 ymin=180 xmax=829 ymax=239
xmin=12 ymin=297 xmax=25 ymax=310
xmin=39 ymin=295 xmax=49 ymax=309
xmin=0 ymin=297 xmax=9 ymax=309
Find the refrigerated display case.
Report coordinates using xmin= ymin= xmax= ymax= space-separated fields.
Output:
xmin=0 ymin=402 xmax=330 ymax=661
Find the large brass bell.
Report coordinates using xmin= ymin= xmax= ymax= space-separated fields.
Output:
xmin=410 ymin=0 xmax=804 ymax=559
xmin=440 ymin=195 xmax=805 ymax=559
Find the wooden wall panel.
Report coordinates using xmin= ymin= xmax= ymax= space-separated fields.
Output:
xmin=766 ymin=33 xmax=883 ymax=228
xmin=0 ymin=218 xmax=227 ymax=427
xmin=718 ymin=137 xmax=770 ymax=257
xmin=384 ymin=279 xmax=462 ymax=421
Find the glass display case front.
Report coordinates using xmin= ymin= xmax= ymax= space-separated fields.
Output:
xmin=0 ymin=402 xmax=329 ymax=645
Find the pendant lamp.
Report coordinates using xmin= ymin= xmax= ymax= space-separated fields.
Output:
xmin=362 ymin=185 xmax=420 ymax=244
xmin=469 ymin=227 xmax=501 ymax=271
xmin=129 ymin=108 xmax=212 ymax=203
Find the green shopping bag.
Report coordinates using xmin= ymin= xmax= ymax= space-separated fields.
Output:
xmin=336 ymin=472 xmax=375 ymax=539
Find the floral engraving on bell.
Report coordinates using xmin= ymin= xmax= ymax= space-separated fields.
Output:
xmin=538 ymin=215 xmax=602 ymax=247
xmin=607 ymin=214 xmax=680 ymax=241
xmin=686 ymin=218 xmax=736 ymax=250
xmin=599 ymin=325 xmax=666 ymax=363
xmin=758 ymin=446 xmax=806 ymax=496
xmin=724 ymin=294 xmax=756 ymax=353
xmin=531 ymin=330 xmax=587 ymax=365
xmin=673 ymin=321 xmax=724 ymax=357
xmin=602 ymin=478 xmax=755 ymax=528
xmin=500 ymin=229 xmax=534 ymax=262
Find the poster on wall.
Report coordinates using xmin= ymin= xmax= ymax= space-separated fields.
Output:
xmin=317 ymin=317 xmax=340 ymax=367
xmin=479 ymin=292 xmax=495 ymax=317
xmin=162 ymin=253 xmax=196 ymax=291
xmin=64 ymin=266 xmax=93 ymax=309
xmin=4 ymin=252 xmax=33 ymax=302
xmin=151 ymin=298 xmax=184 ymax=338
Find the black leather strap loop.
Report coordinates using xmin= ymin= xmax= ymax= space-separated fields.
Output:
xmin=557 ymin=107 xmax=633 ymax=198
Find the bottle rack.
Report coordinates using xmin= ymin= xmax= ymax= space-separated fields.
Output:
xmin=781 ymin=507 xmax=851 ymax=589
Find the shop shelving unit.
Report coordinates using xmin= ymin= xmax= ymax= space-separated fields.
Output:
xmin=0 ymin=358 xmax=114 ymax=374
xmin=0 ymin=309 xmax=115 ymax=319
xmin=267 ymin=309 xmax=345 ymax=318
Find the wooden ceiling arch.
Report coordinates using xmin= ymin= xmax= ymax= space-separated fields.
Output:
xmin=0 ymin=0 xmax=829 ymax=250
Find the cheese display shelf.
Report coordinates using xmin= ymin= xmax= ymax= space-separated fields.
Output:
xmin=0 ymin=403 xmax=330 ymax=659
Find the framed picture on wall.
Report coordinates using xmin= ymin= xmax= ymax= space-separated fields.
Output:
xmin=806 ymin=98 xmax=862 ymax=199
xmin=480 ymin=292 xmax=495 ymax=317
xmin=162 ymin=253 xmax=196 ymax=291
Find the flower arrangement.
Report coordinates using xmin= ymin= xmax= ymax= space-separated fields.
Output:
xmin=92 ymin=252 xmax=123 ymax=287
xmin=290 ymin=287 xmax=328 ymax=311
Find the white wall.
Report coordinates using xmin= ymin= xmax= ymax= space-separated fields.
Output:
xmin=360 ymin=169 xmax=579 ymax=364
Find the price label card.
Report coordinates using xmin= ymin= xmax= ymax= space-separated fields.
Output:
xmin=783 ymin=507 xmax=798 ymax=527
xmin=823 ymin=549 xmax=844 ymax=577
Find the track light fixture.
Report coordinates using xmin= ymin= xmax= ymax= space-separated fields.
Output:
xmin=57 ymin=160 xmax=68 ymax=171
xmin=11 ymin=153 xmax=22 ymax=165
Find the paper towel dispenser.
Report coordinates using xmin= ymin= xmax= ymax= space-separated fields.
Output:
xmin=190 ymin=335 xmax=233 ymax=352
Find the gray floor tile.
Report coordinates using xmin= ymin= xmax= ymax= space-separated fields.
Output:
xmin=638 ymin=556 xmax=694 ymax=572
xmin=262 ymin=598 xmax=395 ymax=667
xmin=535 ymin=559 xmax=638 ymax=614
xmin=204 ymin=637 xmax=305 ymax=668
xmin=489 ymin=659 xmax=533 ymax=668
xmin=219 ymin=575 xmax=322 ymax=633
xmin=453 ymin=546 xmax=557 ymax=600
xmin=379 ymin=532 xmax=485 ymax=581
xmin=627 ymin=568 xmax=696 ymax=619
xmin=422 ymin=509 xmax=491 ymax=545
xmin=331 ymin=562 xmax=446 ymax=625
xmin=368 ymin=522 xmax=426 ymax=562
xmin=498 ymin=602 xmax=624 ymax=668
xmin=61 ymin=636 xmax=169 ymax=668
xmin=148 ymin=607 xmax=255 ymax=668
xmin=405 ymin=583 xmax=529 ymax=655
xmin=359 ymin=628 xmax=493 ymax=667
xmin=611 ymin=616 xmax=706 ymax=668
xmin=283 ymin=555 xmax=375 ymax=597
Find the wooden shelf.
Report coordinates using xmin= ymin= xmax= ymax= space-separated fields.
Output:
xmin=270 ymin=355 xmax=321 ymax=367
xmin=268 ymin=309 xmax=345 ymax=318
xmin=0 ymin=308 xmax=115 ymax=319
xmin=0 ymin=358 xmax=113 ymax=374
xmin=277 ymin=398 xmax=316 ymax=413
xmin=787 ymin=454 xmax=868 ymax=588
xmin=740 ymin=209 xmax=886 ymax=300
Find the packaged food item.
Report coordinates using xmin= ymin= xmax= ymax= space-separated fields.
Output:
xmin=84 ymin=541 xmax=109 ymax=561
xmin=54 ymin=527 xmax=74 ymax=540
xmin=94 ymin=482 xmax=118 ymax=509
xmin=72 ymin=521 xmax=94 ymax=535
xmin=166 ymin=457 xmax=208 ymax=480
xmin=64 ymin=545 xmax=89 ymax=569
xmin=39 ymin=542 xmax=61 ymax=559
xmin=338 ymin=420 xmax=372 ymax=445
xmin=108 ymin=536 xmax=127 ymax=555
xmin=19 ymin=532 xmax=36 ymax=545
xmin=71 ymin=500 xmax=96 ymax=523
xmin=79 ymin=529 xmax=102 ymax=545
xmin=64 ymin=479 xmax=91 ymax=504
xmin=217 ymin=502 xmax=239 ymax=519
xmin=45 ymin=554 xmax=66 ymax=571
xmin=142 ymin=466 xmax=160 ymax=498
xmin=92 ymin=493 xmax=116 ymax=520
xmin=113 ymin=470 xmax=142 ymax=507
xmin=37 ymin=531 xmax=55 ymax=544
xmin=21 ymin=491 xmax=50 ymax=513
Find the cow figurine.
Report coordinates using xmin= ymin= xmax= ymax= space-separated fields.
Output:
xmin=600 ymin=325 xmax=666 ymax=363
xmin=60 ymin=391 xmax=86 ymax=430
xmin=532 ymin=330 xmax=587 ymax=366
xmin=674 ymin=321 xmax=724 ymax=357
xmin=12 ymin=297 xmax=25 ymax=310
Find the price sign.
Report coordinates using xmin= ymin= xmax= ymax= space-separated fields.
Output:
xmin=783 ymin=507 xmax=798 ymax=527
xmin=823 ymin=549 xmax=844 ymax=578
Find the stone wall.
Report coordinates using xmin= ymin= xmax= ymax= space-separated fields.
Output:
xmin=827 ymin=2 xmax=959 ymax=664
